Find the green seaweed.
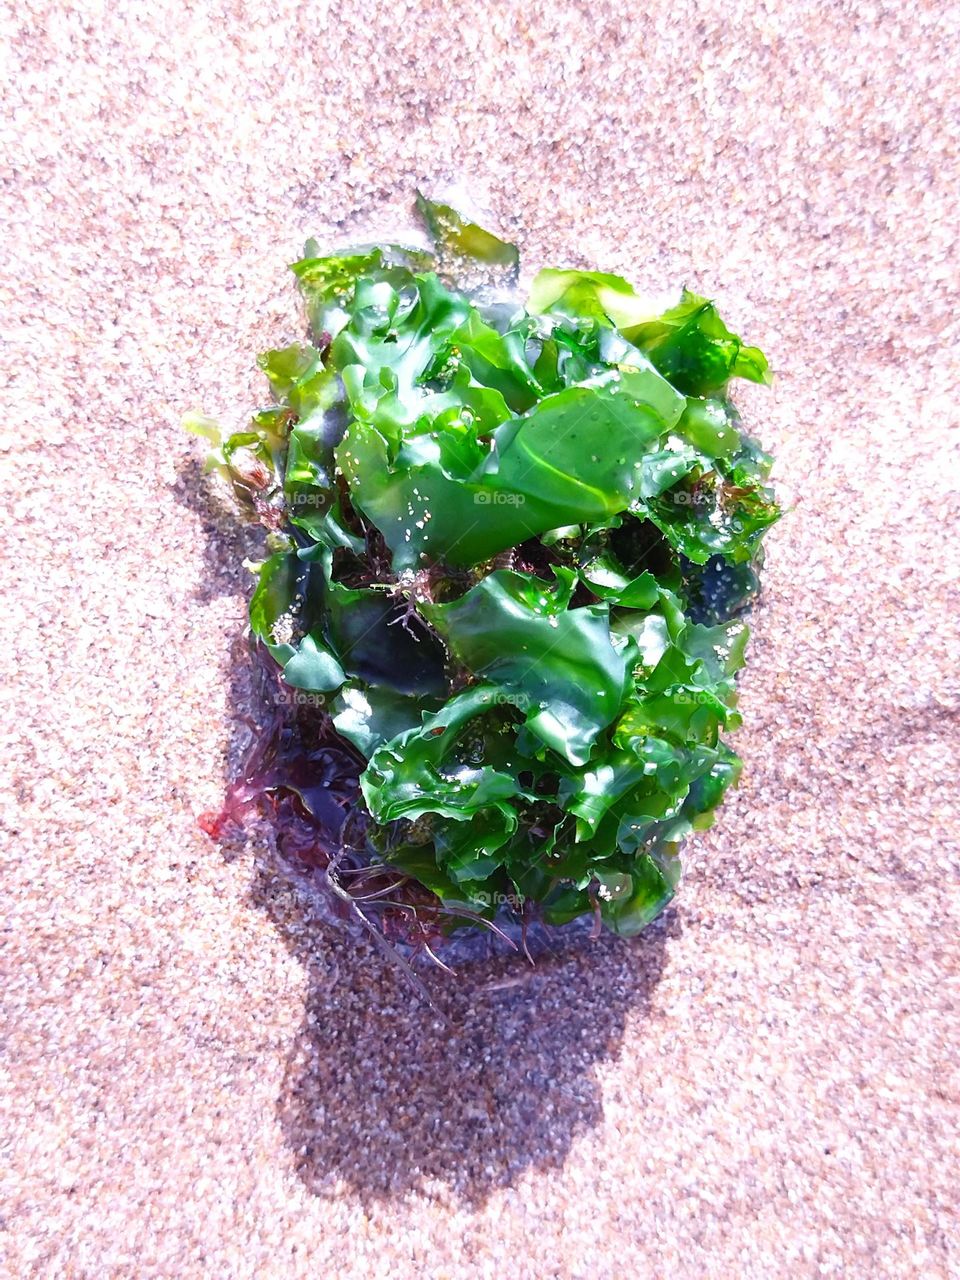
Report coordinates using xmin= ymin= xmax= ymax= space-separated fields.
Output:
xmin=189 ymin=194 xmax=778 ymax=939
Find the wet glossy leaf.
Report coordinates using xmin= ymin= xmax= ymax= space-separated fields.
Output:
xmin=632 ymin=289 xmax=772 ymax=395
xmin=361 ymin=685 xmax=525 ymax=885
xmin=528 ymin=268 xmax=658 ymax=332
xmin=423 ymin=569 xmax=629 ymax=765
xmin=331 ymin=684 xmax=439 ymax=759
xmin=416 ymin=190 xmax=519 ymax=279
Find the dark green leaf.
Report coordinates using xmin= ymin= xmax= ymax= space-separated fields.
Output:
xmin=422 ymin=569 xmax=629 ymax=765
xmin=632 ymin=289 xmax=771 ymax=395
xmin=331 ymin=683 xmax=439 ymax=758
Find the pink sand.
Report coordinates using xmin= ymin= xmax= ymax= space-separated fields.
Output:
xmin=2 ymin=1 xmax=958 ymax=1275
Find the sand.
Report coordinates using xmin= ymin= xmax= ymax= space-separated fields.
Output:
xmin=2 ymin=0 xmax=958 ymax=1276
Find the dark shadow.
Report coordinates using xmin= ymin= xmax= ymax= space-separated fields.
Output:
xmin=171 ymin=451 xmax=276 ymax=825
xmin=266 ymin=879 xmax=674 ymax=1207
xmin=170 ymin=454 xmax=262 ymax=605
xmin=176 ymin=451 xmax=675 ymax=1208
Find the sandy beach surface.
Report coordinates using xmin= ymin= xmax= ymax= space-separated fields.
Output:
xmin=2 ymin=1 xmax=958 ymax=1275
